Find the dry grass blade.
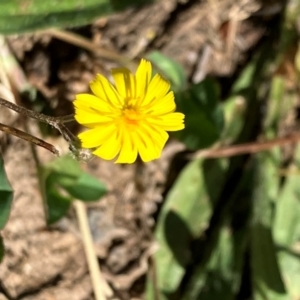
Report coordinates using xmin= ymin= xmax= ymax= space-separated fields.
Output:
xmin=74 ymin=200 xmax=112 ymax=300
xmin=45 ymin=28 xmax=133 ymax=68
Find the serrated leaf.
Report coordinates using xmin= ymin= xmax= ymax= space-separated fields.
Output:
xmin=182 ymin=156 xmax=257 ymax=300
xmin=0 ymin=0 xmax=153 ymax=34
xmin=146 ymin=158 xmax=228 ymax=299
xmin=189 ymin=227 xmax=236 ymax=300
xmin=0 ymin=157 xmax=13 ymax=230
xmin=251 ymin=153 xmax=288 ymax=300
xmin=147 ymin=51 xmax=187 ymax=91
xmin=274 ymin=145 xmax=300 ymax=247
xmin=174 ymin=79 xmax=223 ymax=150
xmin=251 ymin=224 xmax=288 ymax=300
xmin=273 ymin=145 xmax=300 ymax=298
xmin=276 ymin=247 xmax=300 ymax=299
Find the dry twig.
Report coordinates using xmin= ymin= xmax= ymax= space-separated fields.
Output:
xmin=192 ymin=133 xmax=300 ymax=159
xmin=0 ymin=97 xmax=83 ymax=157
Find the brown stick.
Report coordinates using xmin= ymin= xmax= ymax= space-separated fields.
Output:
xmin=193 ymin=133 xmax=300 ymax=159
xmin=0 ymin=122 xmax=59 ymax=155
xmin=0 ymin=97 xmax=81 ymax=153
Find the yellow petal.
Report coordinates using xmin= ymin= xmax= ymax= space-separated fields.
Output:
xmin=78 ymin=125 xmax=116 ymax=148
xmin=75 ymin=109 xmax=114 ymax=127
xmin=142 ymin=74 xmax=170 ymax=106
xmin=90 ymin=74 xmax=123 ymax=107
xmin=136 ymin=137 xmax=160 ymax=162
xmin=140 ymin=123 xmax=168 ymax=149
xmin=147 ymin=112 xmax=185 ymax=131
xmin=135 ymin=59 xmax=152 ymax=98
xmin=115 ymin=126 xmax=138 ymax=163
xmin=93 ymin=131 xmax=121 ymax=160
xmin=134 ymin=125 xmax=166 ymax=162
xmin=112 ymin=67 xmax=136 ymax=99
xmin=74 ymin=94 xmax=113 ymax=113
xmin=144 ymin=92 xmax=176 ymax=115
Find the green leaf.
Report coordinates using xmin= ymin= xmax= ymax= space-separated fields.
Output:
xmin=46 ymin=155 xmax=81 ymax=178
xmin=264 ymin=76 xmax=285 ymax=130
xmin=174 ymin=79 xmax=224 ymax=150
xmin=220 ymin=95 xmax=247 ymax=144
xmin=251 ymin=153 xmax=288 ymax=300
xmin=45 ymin=181 xmax=72 ymax=225
xmin=42 ymin=155 xmax=107 ymax=224
xmin=0 ymin=0 xmax=153 ymax=34
xmin=0 ymin=157 xmax=13 ymax=230
xmin=147 ymin=51 xmax=187 ymax=91
xmin=146 ymin=158 xmax=228 ymax=299
xmin=251 ymin=224 xmax=288 ymax=300
xmin=273 ymin=146 xmax=300 ymax=247
xmin=182 ymin=156 xmax=256 ymax=300
xmin=276 ymin=248 xmax=300 ymax=299
xmin=273 ymin=145 xmax=300 ymax=298
xmin=231 ymin=62 xmax=256 ymax=94
xmin=61 ymin=172 xmax=107 ymax=201
xmin=189 ymin=226 xmax=237 ymax=300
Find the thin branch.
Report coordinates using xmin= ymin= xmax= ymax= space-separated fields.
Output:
xmin=0 ymin=97 xmax=81 ymax=156
xmin=0 ymin=97 xmax=57 ymax=125
xmin=0 ymin=122 xmax=59 ymax=155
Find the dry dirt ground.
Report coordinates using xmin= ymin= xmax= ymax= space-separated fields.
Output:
xmin=0 ymin=0 xmax=284 ymax=299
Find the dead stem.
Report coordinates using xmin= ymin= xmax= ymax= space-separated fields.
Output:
xmin=0 ymin=97 xmax=56 ymax=124
xmin=0 ymin=97 xmax=81 ymax=155
xmin=193 ymin=133 xmax=300 ymax=159
xmin=0 ymin=122 xmax=59 ymax=155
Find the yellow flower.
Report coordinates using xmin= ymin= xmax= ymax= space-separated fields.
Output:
xmin=74 ymin=59 xmax=185 ymax=163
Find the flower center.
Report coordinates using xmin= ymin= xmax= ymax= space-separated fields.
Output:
xmin=121 ymin=97 xmax=144 ymax=126
xmin=122 ymin=108 xmax=141 ymax=125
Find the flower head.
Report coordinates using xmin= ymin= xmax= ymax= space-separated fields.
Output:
xmin=74 ymin=59 xmax=185 ymax=163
